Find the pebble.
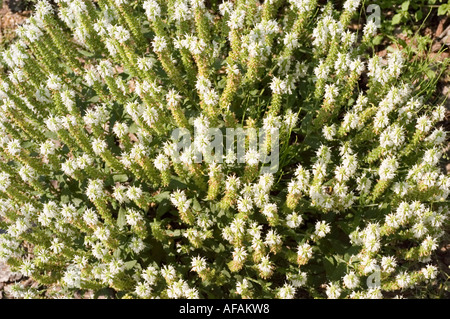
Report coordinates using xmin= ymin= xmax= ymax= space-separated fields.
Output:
xmin=0 ymin=263 xmax=11 ymax=283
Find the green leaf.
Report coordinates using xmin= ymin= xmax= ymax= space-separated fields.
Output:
xmin=117 ymin=207 xmax=127 ymax=228
xmin=124 ymin=260 xmax=137 ymax=270
xmin=392 ymin=13 xmax=403 ymax=25
xmin=128 ymin=122 xmax=138 ymax=134
xmin=323 ymin=256 xmax=347 ymax=282
xmin=438 ymin=4 xmax=450 ymax=16
xmin=414 ymin=10 xmax=423 ymax=22
xmin=88 ymin=96 xmax=100 ymax=103
xmin=426 ymin=69 xmax=436 ymax=80
xmin=372 ymin=35 xmax=383 ymax=46
xmin=401 ymin=1 xmax=410 ymax=11
xmin=192 ymin=197 xmax=202 ymax=211
xmin=166 ymin=229 xmax=182 ymax=237
xmin=113 ymin=174 xmax=129 ymax=183
xmin=78 ymin=49 xmax=94 ymax=57
xmin=156 ymin=200 xmax=171 ymax=218
xmin=323 ymin=256 xmax=336 ymax=279
xmin=153 ymin=191 xmax=171 ymax=203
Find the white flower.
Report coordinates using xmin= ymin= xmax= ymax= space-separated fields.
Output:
xmin=166 ymin=89 xmax=182 ymax=107
xmin=236 ymin=278 xmax=250 ymax=295
xmin=19 ymin=260 xmax=36 ymax=277
xmin=422 ymin=264 xmax=437 ymax=280
xmin=143 ymin=0 xmax=161 ymax=20
xmin=237 ymin=196 xmax=253 ymax=213
xmin=83 ymin=208 xmax=99 ymax=226
xmin=284 ymin=109 xmax=298 ymax=130
xmin=426 ymin=127 xmax=446 ymax=145
xmin=421 ymin=235 xmax=438 ymax=253
xmin=260 ymin=204 xmax=276 ymax=222
xmin=137 ymin=57 xmax=154 ymax=71
xmin=97 ymin=60 xmax=115 ymax=78
xmin=191 ymin=256 xmax=207 ymax=273
xmin=113 ymin=122 xmax=129 ymax=138
xmin=173 ymin=1 xmax=192 ymax=21
xmin=277 ymin=283 xmax=296 ymax=299
xmin=286 ymin=212 xmax=303 ymax=228
xmin=18 ymin=165 xmax=36 ymax=182
xmin=392 ymin=181 xmax=410 ymax=197
xmin=270 ymin=77 xmax=288 ymax=95
xmin=343 ymin=0 xmax=361 ymax=12
xmin=8 ymin=68 xmax=24 ymax=85
xmin=232 ymin=246 xmax=247 ymax=263
xmin=396 ymin=271 xmax=411 ymax=289
xmin=142 ymin=265 xmax=158 ymax=285
xmin=325 ymin=282 xmax=341 ymax=299
xmin=202 ymin=88 xmax=219 ymax=106
xmin=378 ymin=156 xmax=398 ymax=181
xmin=113 ymin=25 xmax=130 ymax=43
xmin=195 ymin=76 xmax=211 ymax=94
xmin=324 ymin=84 xmax=339 ymax=103
xmin=152 ymin=36 xmax=167 ymax=52
xmin=170 ymin=190 xmax=191 ymax=213
xmin=314 ymin=220 xmax=331 ymax=238
xmin=423 ymin=148 xmax=442 ymax=166
xmin=85 ymin=179 xmax=104 ymax=201
xmin=257 ymin=255 xmax=274 ymax=278
xmin=219 ymin=1 xmax=233 ymax=16
xmin=135 ymin=282 xmax=153 ymax=298
xmin=84 ymin=69 xmax=100 ymax=86
xmin=46 ymin=73 xmax=62 ymax=90
xmin=297 ymin=242 xmax=313 ymax=261
xmin=416 ymin=115 xmax=432 ymax=133
xmin=154 ymin=154 xmax=170 ymax=171
xmin=363 ymin=20 xmax=378 ymax=38
xmin=60 ymin=89 xmax=76 ymax=111
xmin=227 ymin=9 xmax=245 ymax=29
xmin=343 ymin=271 xmax=359 ymax=289
xmin=7 ymin=139 xmax=21 ymax=156
xmin=323 ymin=124 xmax=336 ymax=140
xmin=50 ymin=238 xmax=64 ymax=254
xmin=0 ymin=172 xmax=11 ymax=192
xmin=245 ymin=148 xmax=260 ymax=166
xmin=130 ymin=237 xmax=146 ymax=254
xmin=92 ymin=138 xmax=107 ymax=155
xmin=265 ymin=229 xmax=282 ymax=248
xmin=127 ymin=186 xmax=143 ymax=202
xmin=283 ymin=32 xmax=299 ymax=50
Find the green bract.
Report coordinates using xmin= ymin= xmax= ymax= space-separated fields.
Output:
xmin=0 ymin=0 xmax=448 ymax=299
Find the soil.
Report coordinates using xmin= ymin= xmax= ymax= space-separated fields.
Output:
xmin=0 ymin=0 xmax=30 ymax=45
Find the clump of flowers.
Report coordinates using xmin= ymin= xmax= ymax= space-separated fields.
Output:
xmin=0 ymin=0 xmax=448 ymax=299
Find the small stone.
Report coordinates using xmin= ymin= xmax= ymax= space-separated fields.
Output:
xmin=431 ymin=42 xmax=442 ymax=53
xmin=0 ymin=263 xmax=11 ymax=283
xmin=22 ymin=278 xmax=34 ymax=287
xmin=8 ymin=272 xmax=23 ymax=282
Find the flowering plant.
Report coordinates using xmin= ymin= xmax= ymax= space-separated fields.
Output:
xmin=0 ymin=0 xmax=448 ymax=299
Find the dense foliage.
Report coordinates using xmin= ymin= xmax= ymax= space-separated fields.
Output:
xmin=0 ymin=0 xmax=448 ymax=299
